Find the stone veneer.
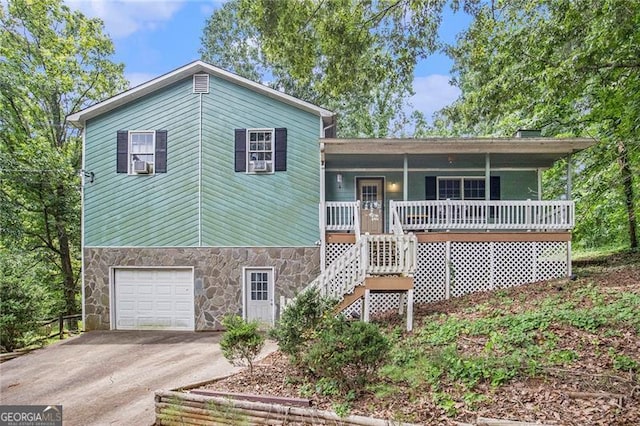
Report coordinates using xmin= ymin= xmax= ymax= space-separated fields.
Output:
xmin=83 ymin=246 xmax=320 ymax=331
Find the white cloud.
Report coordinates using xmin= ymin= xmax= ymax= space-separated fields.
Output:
xmin=411 ymin=74 xmax=461 ymax=120
xmin=66 ymin=0 xmax=185 ymax=39
xmin=126 ymin=72 xmax=158 ymax=88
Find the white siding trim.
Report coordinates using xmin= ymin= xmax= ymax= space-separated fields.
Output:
xmin=198 ymin=93 xmax=203 ymax=246
xmin=81 ymin=128 xmax=86 ymax=331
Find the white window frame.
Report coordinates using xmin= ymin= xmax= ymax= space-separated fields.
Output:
xmin=437 ymin=176 xmax=486 ymax=200
xmin=128 ymin=130 xmax=155 ymax=175
xmin=245 ymin=128 xmax=275 ymax=174
xmin=241 ymin=266 xmax=275 ymax=325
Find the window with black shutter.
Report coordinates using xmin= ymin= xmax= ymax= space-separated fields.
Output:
xmin=116 ymin=130 xmax=168 ymax=175
xmin=234 ymin=127 xmax=287 ymax=174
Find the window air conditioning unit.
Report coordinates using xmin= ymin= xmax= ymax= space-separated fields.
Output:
xmin=133 ymin=160 xmax=150 ymax=174
xmin=250 ymin=160 xmax=269 ymax=172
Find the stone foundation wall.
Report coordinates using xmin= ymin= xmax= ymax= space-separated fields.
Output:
xmin=83 ymin=246 xmax=320 ymax=331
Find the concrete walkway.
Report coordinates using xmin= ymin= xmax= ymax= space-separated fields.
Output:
xmin=0 ymin=331 xmax=276 ymax=425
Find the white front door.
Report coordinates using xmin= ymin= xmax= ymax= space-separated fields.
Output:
xmin=244 ymin=268 xmax=274 ymax=325
xmin=114 ymin=268 xmax=194 ymax=330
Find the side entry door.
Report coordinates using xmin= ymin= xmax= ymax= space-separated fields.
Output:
xmin=244 ymin=269 xmax=273 ymax=325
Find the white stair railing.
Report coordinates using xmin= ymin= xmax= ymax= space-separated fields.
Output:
xmin=389 ymin=201 xmax=404 ymax=236
xmin=304 ymin=232 xmax=418 ymax=301
xmin=304 ymin=236 xmax=367 ymax=300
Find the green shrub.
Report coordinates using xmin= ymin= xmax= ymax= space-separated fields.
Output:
xmin=220 ymin=315 xmax=265 ymax=374
xmin=0 ymin=255 xmax=49 ymax=352
xmin=269 ymin=288 xmax=336 ymax=362
xmin=302 ymin=316 xmax=390 ymax=392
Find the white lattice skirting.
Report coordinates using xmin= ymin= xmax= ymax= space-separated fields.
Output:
xmin=326 ymin=240 xmax=569 ymax=316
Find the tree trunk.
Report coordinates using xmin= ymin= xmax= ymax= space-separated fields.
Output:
xmin=55 ymin=183 xmax=78 ymax=329
xmin=617 ymin=140 xmax=638 ymax=249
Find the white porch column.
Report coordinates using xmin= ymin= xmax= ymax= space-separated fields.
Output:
xmin=537 ymin=168 xmax=543 ymax=200
xmin=406 ymin=289 xmax=414 ymax=332
xmin=403 ymin=154 xmax=408 ymax=201
xmin=363 ymin=289 xmax=371 ymax=323
xmin=566 ymin=154 xmax=573 ymax=200
xmin=485 ymin=153 xmax=491 ymax=200
xmin=319 ymin=144 xmax=326 ymax=272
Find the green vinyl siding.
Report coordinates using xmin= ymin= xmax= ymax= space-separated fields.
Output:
xmin=84 ymin=79 xmax=199 ymax=247
xmin=84 ymin=74 xmax=322 ymax=247
xmin=200 ymin=77 xmax=321 ymax=246
xmin=325 ymin=170 xmax=539 ymax=203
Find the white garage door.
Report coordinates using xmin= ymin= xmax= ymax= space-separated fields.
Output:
xmin=114 ymin=268 xmax=194 ymax=330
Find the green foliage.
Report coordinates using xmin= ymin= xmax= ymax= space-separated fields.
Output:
xmin=269 ymin=288 xmax=335 ymax=362
xmin=437 ymin=0 xmax=640 ymax=250
xmin=302 ymin=317 xmax=390 ymax=392
xmin=0 ymin=0 xmax=126 ymax=316
xmin=331 ymin=401 xmax=352 ymax=418
xmin=0 ymin=252 xmax=50 ymax=351
xmin=220 ymin=315 xmax=265 ymax=375
xmin=608 ymin=348 xmax=639 ymax=373
xmin=200 ymin=0 xmax=480 ymax=136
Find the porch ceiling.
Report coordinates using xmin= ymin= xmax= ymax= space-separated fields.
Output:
xmin=322 ymin=137 xmax=596 ymax=170
xmin=324 ymin=153 xmax=567 ymax=169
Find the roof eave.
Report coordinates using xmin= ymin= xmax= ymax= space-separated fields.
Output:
xmin=322 ymin=138 xmax=597 ymax=155
xmin=66 ymin=60 xmax=334 ymax=128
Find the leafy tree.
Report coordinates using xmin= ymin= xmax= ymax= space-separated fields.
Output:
xmin=0 ymin=249 xmax=51 ymax=351
xmin=0 ymin=0 xmax=127 ymax=317
xmin=201 ymin=0 xmax=480 ymax=136
xmin=437 ymin=0 xmax=639 ymax=249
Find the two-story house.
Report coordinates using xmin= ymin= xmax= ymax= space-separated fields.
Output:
xmin=68 ymin=61 xmax=594 ymax=332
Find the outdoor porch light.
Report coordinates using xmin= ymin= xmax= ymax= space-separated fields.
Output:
xmin=336 ymin=173 xmax=343 ymax=188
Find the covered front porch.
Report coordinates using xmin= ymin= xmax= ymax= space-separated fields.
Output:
xmin=319 ymin=135 xmax=594 ymax=236
xmin=310 ymin=135 xmax=594 ymax=326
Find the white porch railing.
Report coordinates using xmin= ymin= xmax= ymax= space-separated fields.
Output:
xmin=326 ymin=201 xmax=360 ymax=234
xmin=391 ymin=200 xmax=574 ymax=231
xmin=305 ymin=233 xmax=417 ymax=300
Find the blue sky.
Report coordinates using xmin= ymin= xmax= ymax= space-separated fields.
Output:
xmin=66 ymin=0 xmax=471 ymax=120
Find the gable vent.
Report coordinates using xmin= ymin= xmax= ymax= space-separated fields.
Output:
xmin=193 ymin=74 xmax=209 ymax=94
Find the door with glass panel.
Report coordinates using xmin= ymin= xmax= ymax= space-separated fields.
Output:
xmin=357 ymin=178 xmax=384 ymax=234
xmin=244 ymin=269 xmax=273 ymax=325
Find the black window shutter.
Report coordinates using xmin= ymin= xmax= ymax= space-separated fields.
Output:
xmin=117 ymin=130 xmax=128 ymax=173
xmin=490 ymin=176 xmax=501 ymax=200
xmin=234 ymin=129 xmax=246 ymax=172
xmin=274 ymin=128 xmax=287 ymax=171
xmin=425 ymin=176 xmax=437 ymax=200
xmin=155 ymin=130 xmax=168 ymax=173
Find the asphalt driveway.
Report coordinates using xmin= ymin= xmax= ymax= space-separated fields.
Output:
xmin=0 ymin=331 xmax=276 ymax=425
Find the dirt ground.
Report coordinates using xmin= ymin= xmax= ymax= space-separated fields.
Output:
xmin=202 ymin=252 xmax=640 ymax=425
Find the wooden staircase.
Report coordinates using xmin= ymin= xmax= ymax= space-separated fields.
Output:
xmin=335 ymin=276 xmax=415 ymax=330
xmin=304 ymin=233 xmax=418 ymax=331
